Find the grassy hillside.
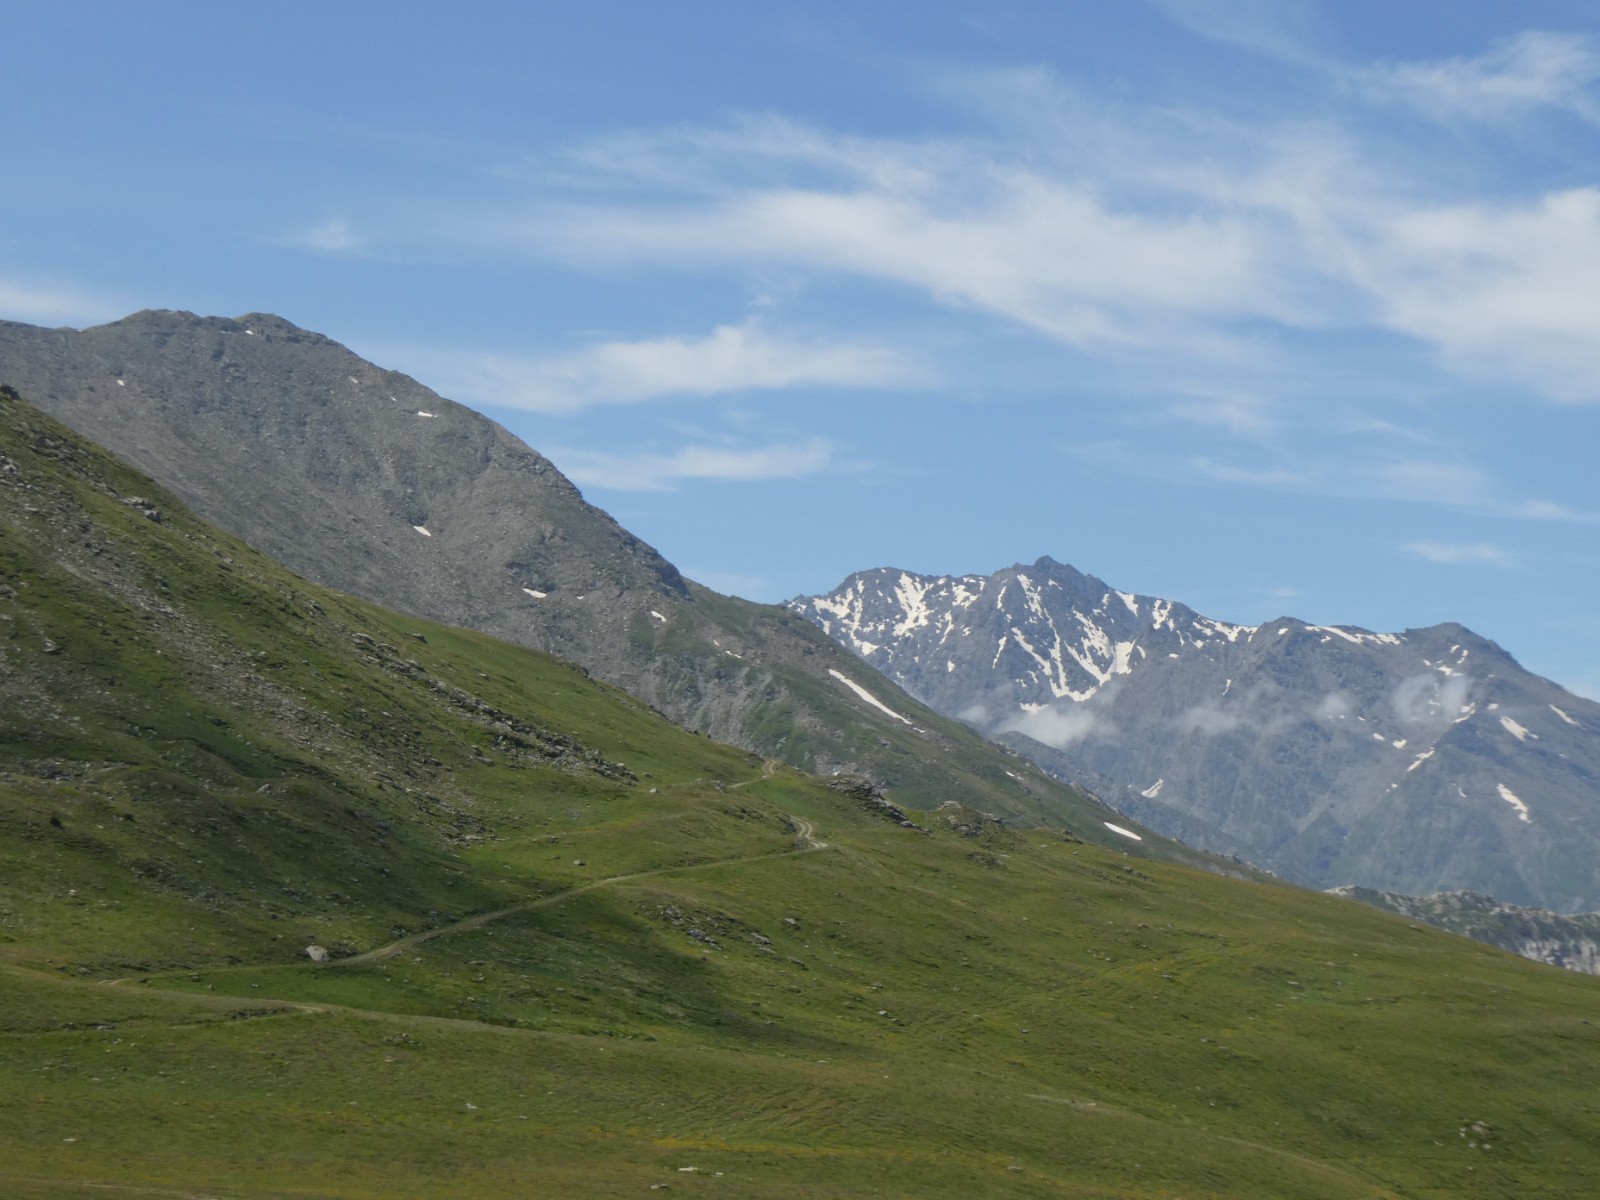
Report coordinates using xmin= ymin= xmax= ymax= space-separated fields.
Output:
xmin=3 ymin=384 xmax=1600 ymax=1198
xmin=0 ymin=308 xmax=1229 ymax=837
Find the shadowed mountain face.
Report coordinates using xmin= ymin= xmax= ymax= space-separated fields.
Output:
xmin=792 ymin=558 xmax=1600 ymax=911
xmin=0 ymin=311 xmax=1180 ymax=849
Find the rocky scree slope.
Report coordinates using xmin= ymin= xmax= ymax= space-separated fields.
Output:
xmin=792 ymin=557 xmax=1600 ymax=911
xmin=0 ymin=312 xmax=1173 ymax=850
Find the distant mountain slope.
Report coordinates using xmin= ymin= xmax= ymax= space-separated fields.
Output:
xmin=791 ymin=557 xmax=1600 ymax=911
xmin=0 ymin=312 xmax=1179 ymax=851
xmin=1330 ymin=887 xmax=1600 ymax=975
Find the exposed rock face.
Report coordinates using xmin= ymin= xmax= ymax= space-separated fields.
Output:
xmin=1330 ymin=887 xmax=1600 ymax=975
xmin=0 ymin=312 xmax=1166 ymax=846
xmin=792 ymin=558 xmax=1600 ymax=911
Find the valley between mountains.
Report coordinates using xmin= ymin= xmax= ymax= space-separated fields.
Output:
xmin=3 ymin=315 xmax=1600 ymax=1198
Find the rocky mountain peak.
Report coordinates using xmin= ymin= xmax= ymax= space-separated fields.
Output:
xmin=795 ymin=558 xmax=1600 ymax=911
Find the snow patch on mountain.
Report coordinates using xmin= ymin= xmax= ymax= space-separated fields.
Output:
xmin=1307 ymin=625 xmax=1404 ymax=648
xmin=1498 ymin=783 xmax=1531 ymax=824
xmin=1500 ymin=716 xmax=1536 ymax=742
xmin=828 ymin=669 xmax=912 ymax=724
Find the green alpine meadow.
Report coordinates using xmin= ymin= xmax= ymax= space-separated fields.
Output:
xmin=4 ymin=384 xmax=1600 ymax=1198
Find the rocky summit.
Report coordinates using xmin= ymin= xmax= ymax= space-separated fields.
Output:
xmin=792 ymin=556 xmax=1600 ymax=911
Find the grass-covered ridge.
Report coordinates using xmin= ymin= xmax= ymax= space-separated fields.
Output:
xmin=3 ymin=384 xmax=1600 ymax=1198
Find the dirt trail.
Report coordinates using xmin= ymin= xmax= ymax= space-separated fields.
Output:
xmin=335 ymin=761 xmax=823 ymax=966
xmin=728 ymin=757 xmax=780 ymax=790
xmin=339 ymin=820 xmax=824 ymax=966
xmin=91 ymin=763 xmax=823 ymax=983
xmin=8 ymin=797 xmax=831 ymax=1030
xmin=788 ymin=816 xmax=826 ymax=850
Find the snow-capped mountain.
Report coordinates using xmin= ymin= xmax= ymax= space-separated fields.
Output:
xmin=792 ymin=557 xmax=1600 ymax=911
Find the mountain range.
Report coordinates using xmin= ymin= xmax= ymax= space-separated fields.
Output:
xmin=792 ymin=558 xmax=1600 ymax=912
xmin=6 ymin=378 xmax=1600 ymax=1198
xmin=0 ymin=310 xmax=1187 ymax=859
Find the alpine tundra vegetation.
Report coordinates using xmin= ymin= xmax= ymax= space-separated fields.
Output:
xmin=4 ymin=380 xmax=1600 ymax=1196
xmin=6 ymin=3 xmax=1600 ymax=1195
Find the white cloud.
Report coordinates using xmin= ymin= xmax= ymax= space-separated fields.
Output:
xmin=1314 ymin=691 xmax=1354 ymax=720
xmin=459 ymin=81 xmax=1600 ymax=407
xmin=366 ymin=35 xmax=1600 ymax=423
xmin=437 ymin=321 xmax=915 ymax=413
xmin=547 ymin=437 xmax=834 ymax=491
xmin=1371 ymin=188 xmax=1600 ymax=400
xmin=481 ymin=111 xmax=1299 ymax=357
xmin=1173 ymin=703 xmax=1247 ymax=736
xmin=1402 ymin=541 xmax=1519 ymax=568
xmin=515 ymin=186 xmax=1280 ymax=354
xmin=999 ymin=703 xmax=1114 ymax=748
xmin=1393 ymin=672 xmax=1473 ymax=728
xmin=1358 ymin=31 xmax=1600 ymax=122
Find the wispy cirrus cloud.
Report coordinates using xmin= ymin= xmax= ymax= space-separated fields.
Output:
xmin=547 ymin=437 xmax=835 ymax=491
xmin=1401 ymin=540 xmax=1520 ymax=568
xmin=1187 ymin=452 xmax=1600 ymax=521
xmin=383 ymin=320 xmax=915 ymax=414
xmin=1070 ymin=434 xmax=1598 ymax=523
xmin=1153 ymin=9 xmax=1600 ymax=124
xmin=1143 ymin=0 xmax=1328 ymax=65
xmin=438 ymin=68 xmax=1600 ymax=404
xmin=1356 ymin=31 xmax=1600 ymax=122
xmin=1158 ymin=389 xmax=1279 ymax=439
xmin=326 ymin=28 xmax=1600 ymax=528
xmin=465 ymin=106 xmax=1312 ymax=362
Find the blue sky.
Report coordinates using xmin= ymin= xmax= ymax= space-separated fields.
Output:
xmin=4 ymin=1 xmax=1599 ymax=697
